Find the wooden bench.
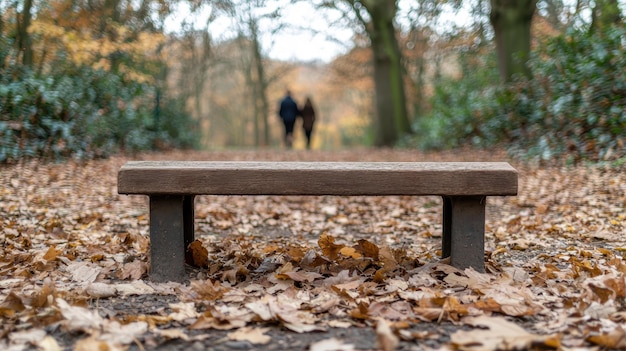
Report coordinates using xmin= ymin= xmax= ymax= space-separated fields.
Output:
xmin=118 ymin=161 xmax=518 ymax=282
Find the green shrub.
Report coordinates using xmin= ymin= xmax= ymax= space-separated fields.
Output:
xmin=414 ymin=26 xmax=626 ymax=163
xmin=513 ymin=26 xmax=626 ymax=162
xmin=410 ymin=51 xmax=501 ymax=150
xmin=0 ymin=63 xmax=199 ymax=163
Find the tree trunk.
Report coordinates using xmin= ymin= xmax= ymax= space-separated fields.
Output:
xmin=16 ymin=0 xmax=34 ymax=67
xmin=591 ymin=0 xmax=622 ymax=33
xmin=406 ymin=27 xmax=428 ymax=120
xmin=193 ymin=31 xmax=211 ymax=123
xmin=543 ymin=0 xmax=565 ymax=30
xmin=370 ymin=37 xmax=399 ymax=146
xmin=489 ymin=0 xmax=537 ymax=82
xmin=104 ymin=0 xmax=122 ymax=72
xmin=0 ymin=7 xmax=5 ymax=69
xmin=244 ymin=54 xmax=260 ymax=147
xmin=250 ymin=22 xmax=270 ymax=147
xmin=361 ymin=0 xmax=410 ymax=146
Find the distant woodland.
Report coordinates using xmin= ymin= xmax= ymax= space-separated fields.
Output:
xmin=1 ymin=0 xmax=625 ymax=162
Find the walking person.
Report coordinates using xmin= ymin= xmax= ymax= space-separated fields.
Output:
xmin=278 ymin=90 xmax=299 ymax=148
xmin=300 ymin=97 xmax=316 ymax=149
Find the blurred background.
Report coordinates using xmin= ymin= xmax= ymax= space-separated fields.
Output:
xmin=1 ymin=0 xmax=625 ymax=163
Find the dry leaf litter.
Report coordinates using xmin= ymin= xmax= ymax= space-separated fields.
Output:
xmin=1 ymin=149 xmax=625 ymax=351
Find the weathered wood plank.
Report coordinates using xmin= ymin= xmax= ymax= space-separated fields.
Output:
xmin=149 ymin=195 xmax=188 ymax=282
xmin=118 ymin=161 xmax=518 ymax=196
xmin=444 ymin=196 xmax=486 ymax=271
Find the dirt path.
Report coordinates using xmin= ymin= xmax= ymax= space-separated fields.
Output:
xmin=1 ymin=148 xmax=625 ymax=351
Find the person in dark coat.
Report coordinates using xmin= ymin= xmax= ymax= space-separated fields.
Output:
xmin=300 ymin=97 xmax=316 ymax=149
xmin=278 ymin=90 xmax=299 ymax=148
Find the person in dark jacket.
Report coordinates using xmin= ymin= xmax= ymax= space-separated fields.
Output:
xmin=278 ymin=90 xmax=299 ymax=148
xmin=300 ymin=97 xmax=316 ymax=149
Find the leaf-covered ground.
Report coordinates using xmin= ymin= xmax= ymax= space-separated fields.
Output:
xmin=1 ymin=149 xmax=625 ymax=351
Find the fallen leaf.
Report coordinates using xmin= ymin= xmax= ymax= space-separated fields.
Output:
xmin=65 ymin=261 xmax=101 ymax=283
xmin=114 ymin=280 xmax=156 ymax=296
xmin=585 ymin=301 xmax=616 ymax=319
xmin=318 ymin=233 xmax=345 ymax=260
xmin=155 ymin=328 xmax=189 ymax=341
xmin=285 ymin=246 xmax=306 ymax=262
xmin=300 ymin=249 xmax=331 ymax=270
xmin=268 ymin=295 xmax=325 ymax=333
xmin=310 ymin=337 xmax=355 ymax=351
xmin=30 ymin=281 xmax=56 ymax=308
xmin=8 ymin=328 xmax=47 ymax=345
xmin=379 ymin=245 xmax=398 ymax=271
xmin=588 ymin=283 xmax=614 ymax=303
xmin=376 ymin=318 xmax=399 ymax=351
xmin=74 ymin=336 xmax=119 ymax=351
xmin=339 ymin=246 xmax=362 ymax=259
xmin=246 ymin=298 xmax=273 ymax=321
xmin=102 ymin=321 xmax=148 ymax=344
xmin=186 ymin=240 xmax=209 ymax=268
xmin=327 ymin=320 xmax=353 ymax=328
xmin=118 ymin=260 xmax=148 ymax=280
xmin=43 ymin=245 xmax=62 ymax=261
xmin=0 ymin=278 xmax=23 ymax=289
xmin=0 ymin=292 xmax=25 ymax=317
xmin=369 ymin=301 xmax=414 ymax=321
xmin=277 ymin=269 xmax=323 ymax=282
xmin=323 ymin=270 xmax=361 ymax=287
xmin=451 ymin=315 xmax=556 ymax=351
xmin=588 ymin=326 xmax=626 ymax=349
xmin=412 ymin=307 xmax=442 ymax=322
xmin=36 ymin=336 xmax=62 ymax=351
xmin=354 ymin=239 xmax=380 ymax=259
xmin=85 ymin=282 xmax=116 ymax=298
xmin=57 ymin=298 xmax=104 ymax=332
xmin=169 ymin=302 xmax=198 ymax=322
xmin=227 ymin=327 xmax=271 ymax=344
xmin=188 ymin=279 xmax=227 ymax=300
xmin=189 ymin=309 xmax=247 ymax=330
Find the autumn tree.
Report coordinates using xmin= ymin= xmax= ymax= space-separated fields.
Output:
xmin=206 ymin=0 xmax=297 ymax=147
xmin=200 ymin=0 xmax=276 ymax=147
xmin=0 ymin=0 xmax=200 ymax=160
xmin=538 ymin=0 xmax=567 ymax=29
xmin=401 ymin=0 xmax=468 ymax=119
xmin=199 ymin=34 xmax=276 ymax=148
xmin=176 ymin=26 xmax=212 ymax=132
xmin=1 ymin=2 xmax=12 ymax=68
xmin=2 ymin=0 xmax=36 ymax=66
xmin=489 ymin=0 xmax=537 ymax=82
xmin=353 ymin=0 xmax=411 ymax=146
xmin=317 ymin=0 xmax=410 ymax=146
xmin=327 ymin=44 xmax=374 ymax=146
xmin=22 ymin=0 xmax=175 ymax=80
xmin=236 ymin=3 xmax=272 ymax=147
xmin=590 ymin=0 xmax=622 ymax=33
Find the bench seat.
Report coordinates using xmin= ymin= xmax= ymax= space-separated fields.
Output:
xmin=118 ymin=161 xmax=518 ymax=282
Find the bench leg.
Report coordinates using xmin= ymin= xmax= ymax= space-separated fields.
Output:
xmin=183 ymin=195 xmax=196 ymax=250
xmin=441 ymin=196 xmax=486 ymax=272
xmin=149 ymin=195 xmax=195 ymax=282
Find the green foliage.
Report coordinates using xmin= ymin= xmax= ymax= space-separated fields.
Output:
xmin=414 ymin=26 xmax=626 ymax=162
xmin=512 ymin=26 xmax=626 ymax=162
xmin=0 ymin=62 xmax=199 ymax=163
xmin=409 ymin=51 xmax=501 ymax=150
xmin=0 ymin=31 xmax=11 ymax=68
